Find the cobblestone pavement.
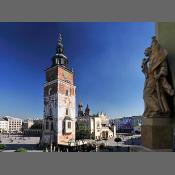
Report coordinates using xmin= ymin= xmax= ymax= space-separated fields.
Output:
xmin=0 ymin=134 xmax=40 ymax=144
xmin=0 ymin=134 xmax=40 ymax=151
xmin=86 ymin=134 xmax=141 ymax=146
xmin=84 ymin=134 xmax=142 ymax=152
xmin=0 ymin=134 xmax=143 ymax=152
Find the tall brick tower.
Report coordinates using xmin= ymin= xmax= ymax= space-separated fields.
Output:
xmin=41 ymin=34 xmax=76 ymax=146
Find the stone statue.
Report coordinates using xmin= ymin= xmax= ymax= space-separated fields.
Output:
xmin=141 ymin=36 xmax=174 ymax=118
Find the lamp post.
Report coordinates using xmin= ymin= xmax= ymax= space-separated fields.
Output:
xmin=80 ymin=132 xmax=85 ymax=152
xmin=0 ymin=133 xmax=2 ymax=143
xmin=95 ymin=139 xmax=99 ymax=152
xmin=75 ymin=140 xmax=80 ymax=152
xmin=50 ymin=133 xmax=52 ymax=152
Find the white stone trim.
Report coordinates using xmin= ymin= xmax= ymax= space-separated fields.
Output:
xmin=44 ymin=79 xmax=76 ymax=88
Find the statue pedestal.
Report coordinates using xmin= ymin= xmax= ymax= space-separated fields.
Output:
xmin=141 ymin=117 xmax=173 ymax=150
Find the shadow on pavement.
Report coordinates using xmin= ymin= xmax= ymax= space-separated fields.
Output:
xmin=123 ymin=137 xmax=141 ymax=146
xmin=4 ymin=144 xmax=39 ymax=150
xmin=100 ymin=146 xmax=130 ymax=152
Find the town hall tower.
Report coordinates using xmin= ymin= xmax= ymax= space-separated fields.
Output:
xmin=41 ymin=34 xmax=76 ymax=146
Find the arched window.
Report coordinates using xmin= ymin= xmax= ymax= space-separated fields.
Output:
xmin=68 ymin=122 xmax=71 ymax=129
xmin=46 ymin=121 xmax=49 ymax=130
xmin=59 ymin=59 xmax=61 ymax=64
xmin=48 ymin=88 xmax=54 ymax=96
xmin=48 ymin=88 xmax=52 ymax=96
xmin=49 ymin=108 xmax=53 ymax=117
xmin=51 ymin=122 xmax=54 ymax=131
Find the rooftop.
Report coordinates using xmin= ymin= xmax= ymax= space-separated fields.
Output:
xmin=0 ymin=118 xmax=7 ymax=121
xmin=4 ymin=116 xmax=22 ymax=121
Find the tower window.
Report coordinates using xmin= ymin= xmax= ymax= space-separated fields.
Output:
xmin=66 ymin=89 xmax=69 ymax=96
xmin=46 ymin=121 xmax=49 ymax=130
xmin=66 ymin=108 xmax=69 ymax=115
xmin=61 ymin=59 xmax=64 ymax=65
xmin=48 ymin=88 xmax=52 ymax=96
xmin=51 ymin=122 xmax=54 ymax=131
xmin=48 ymin=88 xmax=54 ymax=96
xmin=68 ymin=122 xmax=71 ymax=129
xmin=55 ymin=58 xmax=58 ymax=65
xmin=49 ymin=108 xmax=53 ymax=117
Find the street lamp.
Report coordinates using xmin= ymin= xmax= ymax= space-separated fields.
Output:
xmin=0 ymin=133 xmax=2 ymax=143
xmin=68 ymin=139 xmax=77 ymax=152
xmin=75 ymin=140 xmax=80 ymax=152
xmin=95 ymin=139 xmax=99 ymax=152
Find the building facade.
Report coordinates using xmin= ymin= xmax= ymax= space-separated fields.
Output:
xmin=76 ymin=103 xmax=115 ymax=140
xmin=22 ymin=119 xmax=34 ymax=131
xmin=0 ymin=118 xmax=9 ymax=133
xmin=41 ymin=34 xmax=76 ymax=146
xmin=91 ymin=112 xmax=114 ymax=140
xmin=131 ymin=116 xmax=143 ymax=128
xmin=110 ymin=115 xmax=143 ymax=133
xmin=110 ymin=118 xmax=121 ymax=131
xmin=3 ymin=116 xmax=22 ymax=133
xmin=22 ymin=119 xmax=43 ymax=136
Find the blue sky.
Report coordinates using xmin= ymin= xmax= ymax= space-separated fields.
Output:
xmin=0 ymin=22 xmax=155 ymax=118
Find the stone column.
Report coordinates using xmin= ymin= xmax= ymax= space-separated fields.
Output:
xmin=156 ymin=23 xmax=175 ymax=150
xmin=156 ymin=22 xmax=175 ymax=113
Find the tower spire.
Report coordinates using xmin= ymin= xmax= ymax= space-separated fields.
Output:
xmin=52 ymin=33 xmax=68 ymax=67
xmin=56 ymin=33 xmax=64 ymax=54
xmin=85 ymin=104 xmax=90 ymax=116
xmin=58 ymin=33 xmax=62 ymax=43
xmin=78 ymin=100 xmax=84 ymax=117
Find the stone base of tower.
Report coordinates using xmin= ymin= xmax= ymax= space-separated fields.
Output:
xmin=57 ymin=133 xmax=75 ymax=146
xmin=40 ymin=131 xmax=75 ymax=146
xmin=40 ymin=131 xmax=55 ymax=146
xmin=141 ymin=117 xmax=173 ymax=150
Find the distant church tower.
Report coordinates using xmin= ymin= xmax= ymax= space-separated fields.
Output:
xmin=41 ymin=34 xmax=76 ymax=146
xmin=84 ymin=104 xmax=90 ymax=116
xmin=78 ymin=101 xmax=84 ymax=117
